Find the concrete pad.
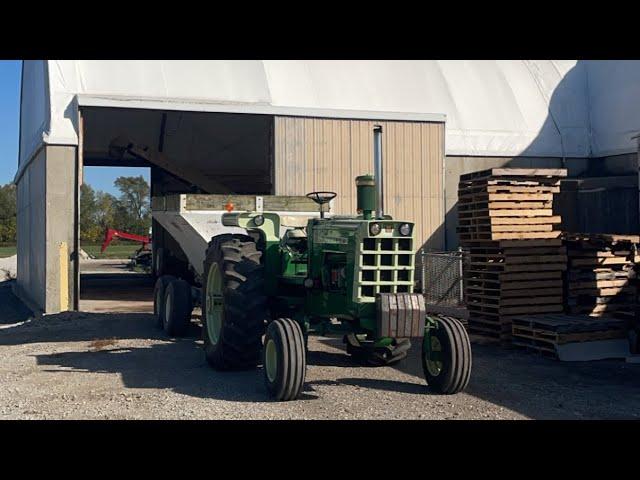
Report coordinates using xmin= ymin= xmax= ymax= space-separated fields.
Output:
xmin=557 ymin=339 xmax=631 ymax=361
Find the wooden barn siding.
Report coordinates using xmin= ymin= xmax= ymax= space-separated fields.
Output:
xmin=274 ymin=117 xmax=445 ymax=250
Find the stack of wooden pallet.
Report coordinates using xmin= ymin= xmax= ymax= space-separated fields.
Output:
xmin=457 ymin=168 xmax=568 ymax=341
xmin=565 ymin=233 xmax=639 ymax=320
xmin=511 ymin=313 xmax=627 ymax=359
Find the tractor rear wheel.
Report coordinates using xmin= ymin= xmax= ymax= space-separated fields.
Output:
xmin=263 ymin=318 xmax=306 ymax=401
xmin=422 ymin=315 xmax=472 ymax=394
xmin=202 ymin=234 xmax=267 ymax=370
xmin=153 ymin=275 xmax=176 ymax=328
xmin=163 ymin=279 xmax=193 ymax=337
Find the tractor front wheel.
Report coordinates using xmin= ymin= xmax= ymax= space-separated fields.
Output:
xmin=263 ymin=318 xmax=306 ymax=401
xmin=422 ymin=315 xmax=472 ymax=394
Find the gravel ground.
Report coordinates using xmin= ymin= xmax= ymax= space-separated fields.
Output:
xmin=1 ymin=270 xmax=639 ymax=419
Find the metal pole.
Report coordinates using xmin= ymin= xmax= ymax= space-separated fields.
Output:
xmin=373 ymin=125 xmax=384 ymax=218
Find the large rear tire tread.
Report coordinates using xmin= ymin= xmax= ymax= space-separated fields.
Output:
xmin=423 ymin=316 xmax=472 ymax=394
xmin=163 ymin=279 xmax=193 ymax=337
xmin=202 ymin=234 xmax=267 ymax=371
xmin=263 ymin=318 xmax=306 ymax=401
xmin=153 ymin=275 xmax=176 ymax=328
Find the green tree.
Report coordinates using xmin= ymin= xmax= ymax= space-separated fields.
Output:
xmin=113 ymin=175 xmax=151 ymax=236
xmin=79 ymin=176 xmax=150 ymax=243
xmin=0 ymin=183 xmax=17 ymax=243
xmin=80 ymin=183 xmax=100 ymax=242
xmin=95 ymin=191 xmax=118 ymax=233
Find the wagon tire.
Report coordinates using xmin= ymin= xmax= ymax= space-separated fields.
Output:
xmin=153 ymin=275 xmax=176 ymax=328
xmin=163 ymin=278 xmax=192 ymax=337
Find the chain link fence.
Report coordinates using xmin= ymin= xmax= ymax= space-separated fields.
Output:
xmin=417 ymin=249 xmax=468 ymax=307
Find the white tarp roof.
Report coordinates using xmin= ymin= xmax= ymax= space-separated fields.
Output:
xmin=18 ymin=60 xmax=640 ymax=169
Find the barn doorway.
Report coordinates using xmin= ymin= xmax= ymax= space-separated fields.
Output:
xmin=75 ymin=106 xmax=275 ymax=313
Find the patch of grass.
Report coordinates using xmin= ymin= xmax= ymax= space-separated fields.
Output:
xmin=0 ymin=243 xmax=142 ymax=259
xmin=0 ymin=245 xmax=16 ymax=258
xmin=82 ymin=243 xmax=141 ymax=259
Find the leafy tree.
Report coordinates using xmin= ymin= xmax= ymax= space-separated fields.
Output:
xmin=113 ymin=175 xmax=151 ymax=236
xmin=0 ymin=184 xmax=17 ymax=243
xmin=95 ymin=191 xmax=118 ymax=232
xmin=80 ymin=183 xmax=100 ymax=242
xmin=78 ymin=176 xmax=150 ymax=243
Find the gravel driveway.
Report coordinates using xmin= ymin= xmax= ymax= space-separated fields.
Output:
xmin=1 ymin=295 xmax=639 ymax=419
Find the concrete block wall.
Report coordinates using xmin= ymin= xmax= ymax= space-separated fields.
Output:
xmin=15 ymin=145 xmax=77 ymax=313
xmin=16 ymin=148 xmax=47 ymax=308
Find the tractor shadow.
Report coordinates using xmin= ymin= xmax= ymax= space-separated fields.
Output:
xmin=306 ymin=336 xmax=434 ymax=395
xmin=6 ymin=311 xmax=319 ymax=404
xmin=9 ymin=308 xmax=640 ymax=416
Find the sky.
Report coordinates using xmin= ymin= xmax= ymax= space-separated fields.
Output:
xmin=0 ymin=60 xmax=149 ymax=195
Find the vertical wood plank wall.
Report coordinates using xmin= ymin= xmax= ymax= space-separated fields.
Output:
xmin=274 ymin=117 xmax=445 ymax=251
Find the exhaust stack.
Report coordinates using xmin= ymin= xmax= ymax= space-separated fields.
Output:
xmin=373 ymin=125 xmax=384 ymax=219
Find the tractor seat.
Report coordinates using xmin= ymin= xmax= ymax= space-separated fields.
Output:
xmin=283 ymin=228 xmax=307 ymax=249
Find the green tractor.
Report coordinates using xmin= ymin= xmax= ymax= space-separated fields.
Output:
xmin=156 ymin=126 xmax=472 ymax=401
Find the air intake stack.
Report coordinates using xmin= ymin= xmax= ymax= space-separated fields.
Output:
xmin=355 ymin=126 xmax=385 ymax=220
xmin=356 ymin=174 xmax=376 ymax=219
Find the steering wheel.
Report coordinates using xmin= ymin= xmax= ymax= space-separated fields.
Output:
xmin=306 ymin=191 xmax=337 ymax=206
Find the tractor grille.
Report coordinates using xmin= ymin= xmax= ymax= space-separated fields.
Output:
xmin=357 ymin=237 xmax=415 ymax=301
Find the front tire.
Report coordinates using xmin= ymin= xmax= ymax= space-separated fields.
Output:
xmin=263 ymin=318 xmax=306 ymax=401
xmin=422 ymin=315 xmax=472 ymax=394
xmin=202 ymin=234 xmax=267 ymax=370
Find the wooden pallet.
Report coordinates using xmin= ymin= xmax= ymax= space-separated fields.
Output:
xmin=459 ymin=216 xmax=562 ymax=227
xmin=459 ymin=224 xmax=556 ymax=233
xmin=567 ymin=294 xmax=636 ymax=305
xmin=459 ymin=231 xmax=562 ymax=242
xmin=511 ymin=313 xmax=627 ymax=358
xmin=467 ymin=302 xmax=563 ymax=316
xmin=459 ymin=168 xmax=568 ymax=181
xmin=467 ymin=319 xmax=512 ymax=337
xmin=568 ymin=304 xmax=635 ymax=315
xmin=459 ymin=184 xmax=560 ymax=194
xmin=564 ymin=233 xmax=640 ymax=244
xmin=467 ymin=284 xmax=562 ymax=296
xmin=563 ymin=233 xmax=638 ymax=319
xmin=457 ymin=170 xmax=570 ymax=340
xmin=567 ymin=270 xmax=636 ymax=281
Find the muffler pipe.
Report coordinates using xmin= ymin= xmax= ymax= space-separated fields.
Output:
xmin=373 ymin=125 xmax=384 ymax=219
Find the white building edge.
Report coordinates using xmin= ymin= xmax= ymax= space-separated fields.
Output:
xmin=18 ymin=60 xmax=640 ymax=179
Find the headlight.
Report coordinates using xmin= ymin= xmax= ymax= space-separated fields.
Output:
xmin=253 ymin=215 xmax=265 ymax=226
xmin=369 ymin=222 xmax=381 ymax=236
xmin=399 ymin=223 xmax=411 ymax=236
